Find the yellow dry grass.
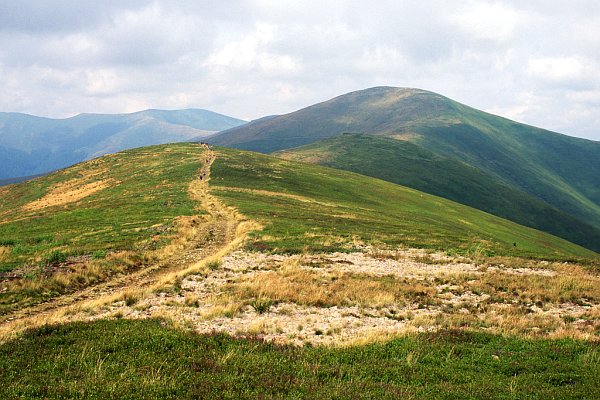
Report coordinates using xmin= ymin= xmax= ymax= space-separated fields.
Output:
xmin=0 ymin=246 xmax=8 ymax=261
xmin=277 ymin=149 xmax=332 ymax=164
xmin=468 ymin=270 xmax=600 ymax=304
xmin=22 ymin=178 xmax=115 ymax=211
xmin=417 ymin=305 xmax=600 ymax=341
xmin=200 ymin=300 xmax=241 ymax=320
xmin=232 ymin=263 xmax=436 ymax=309
xmin=6 ymin=251 xmax=143 ymax=297
xmin=341 ymin=329 xmax=420 ymax=348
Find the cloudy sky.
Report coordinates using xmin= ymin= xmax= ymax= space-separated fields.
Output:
xmin=1 ymin=1 xmax=599 ymax=140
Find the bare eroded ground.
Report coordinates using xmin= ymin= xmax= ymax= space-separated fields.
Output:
xmin=73 ymin=248 xmax=600 ymax=346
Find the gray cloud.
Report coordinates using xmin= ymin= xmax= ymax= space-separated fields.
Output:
xmin=0 ymin=0 xmax=599 ymax=140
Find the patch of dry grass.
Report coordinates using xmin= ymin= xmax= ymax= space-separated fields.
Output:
xmin=231 ymin=263 xmax=436 ymax=309
xmin=200 ymin=294 xmax=242 ymax=320
xmin=5 ymin=251 xmax=149 ymax=305
xmin=467 ymin=271 xmax=600 ymax=305
xmin=184 ymin=294 xmax=200 ymax=308
xmin=22 ymin=178 xmax=115 ymax=211
xmin=121 ymin=290 xmax=140 ymax=306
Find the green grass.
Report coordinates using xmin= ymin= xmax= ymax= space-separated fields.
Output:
xmin=209 ymin=86 xmax=600 ymax=248
xmin=276 ymin=134 xmax=600 ymax=253
xmin=210 ymin=147 xmax=597 ymax=260
xmin=0 ymin=143 xmax=204 ymax=273
xmin=1 ymin=319 xmax=598 ymax=399
xmin=0 ymin=143 xmax=205 ymax=314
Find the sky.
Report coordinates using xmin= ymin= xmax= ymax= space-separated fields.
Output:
xmin=1 ymin=1 xmax=600 ymax=141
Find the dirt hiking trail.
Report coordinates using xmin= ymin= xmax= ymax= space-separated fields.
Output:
xmin=0 ymin=144 xmax=258 ymax=342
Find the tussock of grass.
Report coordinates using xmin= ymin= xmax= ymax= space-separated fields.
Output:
xmin=0 ymin=246 xmax=9 ymax=262
xmin=232 ymin=264 xmax=436 ymax=309
xmin=184 ymin=294 xmax=200 ymax=308
xmin=206 ymin=259 xmax=222 ymax=270
xmin=121 ymin=290 xmax=140 ymax=307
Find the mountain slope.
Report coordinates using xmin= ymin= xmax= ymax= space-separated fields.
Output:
xmin=209 ymin=147 xmax=595 ymax=259
xmin=0 ymin=109 xmax=245 ymax=179
xmin=3 ymin=141 xmax=596 ymax=318
xmin=208 ymin=86 xmax=600 ymax=244
xmin=276 ymin=134 xmax=600 ymax=253
xmin=0 ymin=143 xmax=594 ymax=288
xmin=1 ymin=143 xmax=599 ymax=399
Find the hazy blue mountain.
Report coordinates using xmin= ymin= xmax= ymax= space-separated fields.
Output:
xmin=0 ymin=109 xmax=245 ymax=179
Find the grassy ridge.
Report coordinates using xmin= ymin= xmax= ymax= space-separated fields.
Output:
xmin=210 ymin=147 xmax=596 ymax=260
xmin=1 ymin=319 xmax=598 ymax=399
xmin=417 ymin=117 xmax=600 ymax=230
xmin=0 ymin=143 xmax=204 ymax=314
xmin=0 ymin=143 xmax=203 ymax=273
xmin=276 ymin=134 xmax=600 ymax=252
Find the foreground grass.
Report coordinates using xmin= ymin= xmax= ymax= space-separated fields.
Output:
xmin=0 ymin=319 xmax=598 ymax=399
xmin=210 ymin=147 xmax=596 ymax=260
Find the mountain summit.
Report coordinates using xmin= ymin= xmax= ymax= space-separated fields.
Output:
xmin=209 ymin=86 xmax=600 ymax=252
xmin=209 ymin=86 xmax=468 ymax=151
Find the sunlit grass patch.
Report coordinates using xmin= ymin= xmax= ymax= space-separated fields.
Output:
xmin=0 ymin=143 xmax=206 ymax=314
xmin=210 ymin=147 xmax=597 ymax=260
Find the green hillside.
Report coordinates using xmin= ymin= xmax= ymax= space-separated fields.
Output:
xmin=1 ymin=143 xmax=598 ymax=399
xmin=276 ymin=134 xmax=600 ymax=252
xmin=417 ymin=105 xmax=600 ymax=229
xmin=208 ymin=86 xmax=600 ymax=252
xmin=210 ymin=147 xmax=596 ymax=259
xmin=0 ymin=143 xmax=205 ymax=313
xmin=1 ymin=143 xmax=595 ymax=316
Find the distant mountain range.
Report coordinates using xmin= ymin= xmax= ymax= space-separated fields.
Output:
xmin=0 ymin=109 xmax=245 ymax=180
xmin=209 ymin=87 xmax=600 ymax=253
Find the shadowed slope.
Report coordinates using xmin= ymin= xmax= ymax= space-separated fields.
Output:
xmin=276 ymin=134 xmax=600 ymax=252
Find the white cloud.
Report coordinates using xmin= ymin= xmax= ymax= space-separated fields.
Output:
xmin=452 ymin=1 xmax=521 ymax=42
xmin=527 ymin=57 xmax=586 ymax=83
xmin=0 ymin=1 xmax=599 ymax=140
